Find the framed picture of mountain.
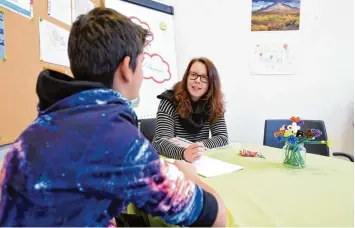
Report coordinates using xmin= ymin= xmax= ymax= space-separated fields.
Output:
xmin=251 ymin=0 xmax=300 ymax=31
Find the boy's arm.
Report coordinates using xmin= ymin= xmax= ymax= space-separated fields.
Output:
xmin=79 ymin=120 xmax=227 ymax=226
xmin=173 ymin=160 xmax=228 ymax=227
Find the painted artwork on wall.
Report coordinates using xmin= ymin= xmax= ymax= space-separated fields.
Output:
xmin=251 ymin=0 xmax=300 ymax=31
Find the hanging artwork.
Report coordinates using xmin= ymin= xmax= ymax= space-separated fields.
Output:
xmin=0 ymin=0 xmax=32 ymax=18
xmin=251 ymin=0 xmax=300 ymax=31
xmin=249 ymin=42 xmax=296 ymax=75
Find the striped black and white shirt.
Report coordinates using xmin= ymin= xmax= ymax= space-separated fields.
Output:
xmin=152 ymin=99 xmax=228 ymax=160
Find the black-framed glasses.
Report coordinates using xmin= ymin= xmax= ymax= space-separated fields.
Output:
xmin=188 ymin=71 xmax=209 ymax=83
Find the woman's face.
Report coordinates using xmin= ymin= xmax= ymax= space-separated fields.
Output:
xmin=186 ymin=61 xmax=209 ymax=101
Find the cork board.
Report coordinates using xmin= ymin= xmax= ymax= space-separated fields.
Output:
xmin=0 ymin=0 xmax=101 ymax=146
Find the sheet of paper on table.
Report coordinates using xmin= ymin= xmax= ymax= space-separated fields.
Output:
xmin=166 ymin=137 xmax=244 ymax=177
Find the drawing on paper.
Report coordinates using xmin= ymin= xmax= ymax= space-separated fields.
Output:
xmin=48 ymin=0 xmax=72 ymax=25
xmin=143 ymin=52 xmax=171 ymax=83
xmin=39 ymin=19 xmax=70 ymax=67
xmin=72 ymin=0 xmax=94 ymax=23
xmin=129 ymin=16 xmax=154 ymax=47
xmin=48 ymin=29 xmax=67 ymax=51
xmin=251 ymin=0 xmax=300 ymax=31
xmin=48 ymin=26 xmax=67 ymax=50
xmin=128 ymin=16 xmax=171 ymax=84
xmin=250 ymin=42 xmax=295 ymax=75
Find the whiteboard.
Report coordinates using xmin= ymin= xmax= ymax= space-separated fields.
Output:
xmin=106 ymin=0 xmax=178 ymax=119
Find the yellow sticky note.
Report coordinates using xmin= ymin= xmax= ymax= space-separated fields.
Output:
xmin=160 ymin=22 xmax=167 ymax=31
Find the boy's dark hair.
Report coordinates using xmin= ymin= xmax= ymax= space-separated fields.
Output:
xmin=68 ymin=7 xmax=149 ymax=87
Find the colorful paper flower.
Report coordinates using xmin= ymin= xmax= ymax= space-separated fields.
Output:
xmin=274 ymin=130 xmax=286 ymax=137
xmin=304 ymin=129 xmax=315 ymax=138
xmin=284 ymin=129 xmax=294 ymax=137
xmin=286 ymin=135 xmax=298 ymax=145
xmin=297 ymin=120 xmax=304 ymax=126
xmin=291 ymin=122 xmax=301 ymax=132
xmin=274 ymin=117 xmax=323 ymax=150
xmin=280 ymin=125 xmax=286 ymax=131
xmin=290 ymin=116 xmax=301 ymax=123
xmin=310 ymin=129 xmax=322 ymax=137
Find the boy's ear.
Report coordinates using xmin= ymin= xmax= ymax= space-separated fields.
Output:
xmin=119 ymin=56 xmax=133 ymax=83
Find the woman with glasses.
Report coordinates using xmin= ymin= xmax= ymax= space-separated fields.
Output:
xmin=152 ymin=57 xmax=228 ymax=162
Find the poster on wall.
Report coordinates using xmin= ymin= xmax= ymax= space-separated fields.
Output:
xmin=72 ymin=0 xmax=94 ymax=23
xmin=0 ymin=0 xmax=32 ymax=18
xmin=39 ymin=19 xmax=70 ymax=67
xmin=48 ymin=0 xmax=72 ymax=25
xmin=251 ymin=0 xmax=300 ymax=31
xmin=249 ymin=42 xmax=296 ymax=75
xmin=0 ymin=11 xmax=5 ymax=61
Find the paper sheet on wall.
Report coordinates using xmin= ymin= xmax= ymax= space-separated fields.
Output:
xmin=72 ymin=0 xmax=94 ymax=23
xmin=48 ymin=0 xmax=72 ymax=25
xmin=39 ymin=19 xmax=70 ymax=67
xmin=0 ymin=0 xmax=32 ymax=18
xmin=166 ymin=137 xmax=244 ymax=177
xmin=0 ymin=12 xmax=5 ymax=60
xmin=249 ymin=42 xmax=296 ymax=75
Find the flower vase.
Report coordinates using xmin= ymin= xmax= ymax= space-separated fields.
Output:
xmin=282 ymin=143 xmax=306 ymax=169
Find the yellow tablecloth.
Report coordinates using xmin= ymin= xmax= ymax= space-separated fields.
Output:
xmin=203 ymin=143 xmax=354 ymax=227
xmin=127 ymin=143 xmax=353 ymax=227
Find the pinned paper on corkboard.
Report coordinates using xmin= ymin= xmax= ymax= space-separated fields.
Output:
xmin=0 ymin=0 xmax=33 ymax=19
xmin=0 ymin=10 xmax=5 ymax=61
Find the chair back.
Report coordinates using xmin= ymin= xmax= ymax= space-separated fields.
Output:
xmin=139 ymin=118 xmax=157 ymax=143
xmin=263 ymin=119 xmax=329 ymax=156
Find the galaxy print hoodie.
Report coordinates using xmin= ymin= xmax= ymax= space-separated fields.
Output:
xmin=0 ymin=70 xmax=217 ymax=227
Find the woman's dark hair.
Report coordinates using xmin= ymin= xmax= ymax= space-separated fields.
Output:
xmin=173 ymin=57 xmax=225 ymax=123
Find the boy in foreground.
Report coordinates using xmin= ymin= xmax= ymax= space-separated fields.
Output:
xmin=0 ymin=7 xmax=228 ymax=227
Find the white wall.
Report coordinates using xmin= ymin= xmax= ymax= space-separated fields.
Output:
xmin=159 ymin=0 xmax=354 ymax=154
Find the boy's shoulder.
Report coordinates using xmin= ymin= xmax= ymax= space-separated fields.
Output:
xmin=6 ymin=93 xmax=153 ymax=179
xmin=19 ymin=88 xmax=141 ymax=162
